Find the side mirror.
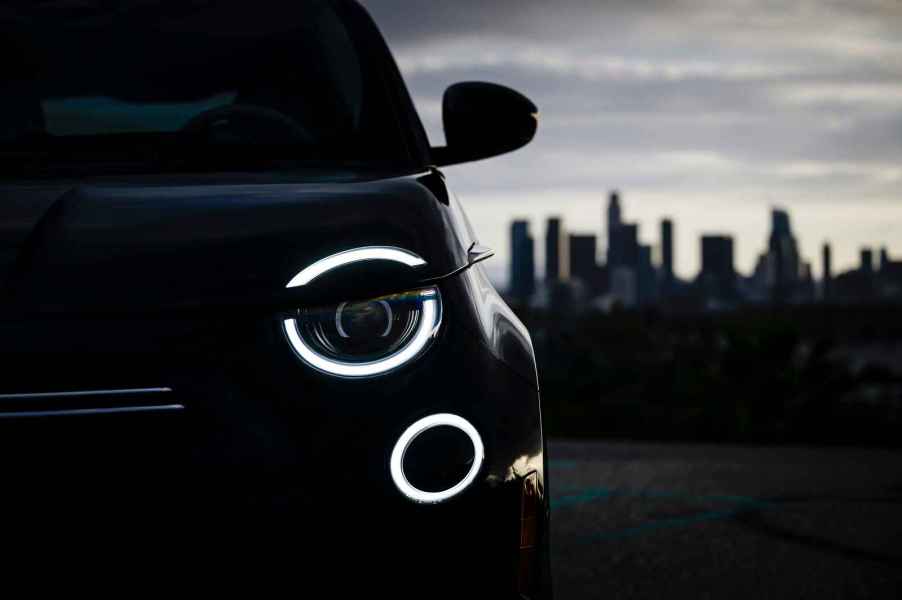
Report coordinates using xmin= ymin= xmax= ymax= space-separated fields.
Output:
xmin=431 ymin=82 xmax=538 ymax=167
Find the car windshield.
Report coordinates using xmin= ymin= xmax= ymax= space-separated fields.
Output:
xmin=0 ymin=0 xmax=415 ymax=176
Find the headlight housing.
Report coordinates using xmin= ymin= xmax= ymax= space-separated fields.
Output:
xmin=283 ymin=287 xmax=442 ymax=378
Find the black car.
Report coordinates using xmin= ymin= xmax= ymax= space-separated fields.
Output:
xmin=0 ymin=1 xmax=549 ymax=597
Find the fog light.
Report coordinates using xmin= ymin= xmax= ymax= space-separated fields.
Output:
xmin=389 ymin=413 xmax=484 ymax=504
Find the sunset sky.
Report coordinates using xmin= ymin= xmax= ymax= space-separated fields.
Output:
xmin=366 ymin=0 xmax=902 ymax=286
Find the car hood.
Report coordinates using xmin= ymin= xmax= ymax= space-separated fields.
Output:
xmin=0 ymin=168 xmax=466 ymax=316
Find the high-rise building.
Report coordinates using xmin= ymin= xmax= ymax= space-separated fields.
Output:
xmin=610 ymin=266 xmax=637 ymax=308
xmin=767 ymin=208 xmax=801 ymax=302
xmin=699 ymin=235 xmax=736 ymax=301
xmin=509 ymin=220 xmax=535 ymax=302
xmin=701 ymin=236 xmax=735 ymax=279
xmin=660 ymin=218 xmax=674 ymax=294
xmin=617 ymin=223 xmax=639 ymax=268
xmin=822 ymin=242 xmax=832 ymax=301
xmin=607 ymin=221 xmax=640 ymax=300
xmin=833 ymin=247 xmax=879 ymax=302
xmin=861 ymin=248 xmax=873 ymax=275
xmin=545 ymin=217 xmax=569 ymax=283
xmin=569 ymin=234 xmax=597 ymax=285
xmin=606 ymin=190 xmax=622 ymax=266
xmin=772 ymin=209 xmax=792 ymax=238
xmin=637 ymin=244 xmax=657 ymax=306
xmin=880 ymin=247 xmax=889 ymax=272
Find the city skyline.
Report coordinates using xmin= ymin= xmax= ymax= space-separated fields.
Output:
xmin=472 ymin=196 xmax=899 ymax=289
xmin=505 ymin=190 xmax=900 ymax=282
xmin=507 ymin=191 xmax=901 ymax=309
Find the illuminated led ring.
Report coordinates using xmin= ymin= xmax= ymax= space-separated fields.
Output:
xmin=285 ymin=246 xmax=426 ymax=288
xmin=282 ymin=246 xmax=437 ymax=378
xmin=283 ymin=288 xmax=439 ymax=377
xmin=389 ymin=413 xmax=485 ymax=504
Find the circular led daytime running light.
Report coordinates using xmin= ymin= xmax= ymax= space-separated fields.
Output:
xmin=286 ymin=246 xmax=426 ymax=288
xmin=282 ymin=246 xmax=438 ymax=377
xmin=282 ymin=288 xmax=440 ymax=378
xmin=389 ymin=413 xmax=484 ymax=504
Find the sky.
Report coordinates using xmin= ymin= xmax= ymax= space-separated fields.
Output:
xmin=364 ymin=0 xmax=902 ymax=287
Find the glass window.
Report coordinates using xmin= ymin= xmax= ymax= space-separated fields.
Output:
xmin=0 ymin=1 xmax=413 ymax=174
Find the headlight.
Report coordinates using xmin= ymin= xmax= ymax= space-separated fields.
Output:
xmin=283 ymin=287 xmax=442 ymax=377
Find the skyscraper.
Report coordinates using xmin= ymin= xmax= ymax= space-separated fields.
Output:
xmin=606 ymin=190 xmax=622 ymax=267
xmin=569 ymin=234 xmax=597 ymax=285
xmin=822 ymin=242 xmax=832 ymax=301
xmin=699 ymin=235 xmax=736 ymax=301
xmin=767 ymin=208 xmax=801 ymax=302
xmin=861 ymin=248 xmax=873 ymax=275
xmin=772 ymin=209 xmax=792 ymax=238
xmin=509 ymin=220 xmax=535 ymax=303
xmin=607 ymin=223 xmax=638 ymax=307
xmin=545 ymin=217 xmax=569 ymax=283
xmin=610 ymin=266 xmax=637 ymax=308
xmin=660 ymin=218 xmax=674 ymax=294
xmin=637 ymin=244 xmax=657 ymax=306
xmin=617 ymin=223 xmax=640 ymax=268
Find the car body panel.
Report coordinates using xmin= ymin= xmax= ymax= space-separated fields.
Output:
xmin=1 ymin=170 xmax=468 ymax=313
xmin=0 ymin=168 xmax=549 ymax=598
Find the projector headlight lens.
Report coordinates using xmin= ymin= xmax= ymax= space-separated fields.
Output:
xmin=283 ymin=287 xmax=441 ymax=377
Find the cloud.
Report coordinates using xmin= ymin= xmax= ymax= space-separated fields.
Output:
xmin=396 ymin=42 xmax=800 ymax=82
xmin=363 ymin=0 xmax=902 ymax=285
xmin=773 ymin=82 xmax=902 ymax=107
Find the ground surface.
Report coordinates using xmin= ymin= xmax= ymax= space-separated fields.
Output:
xmin=548 ymin=440 xmax=902 ymax=599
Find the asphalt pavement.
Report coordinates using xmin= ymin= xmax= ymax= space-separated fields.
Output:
xmin=548 ymin=440 xmax=902 ymax=599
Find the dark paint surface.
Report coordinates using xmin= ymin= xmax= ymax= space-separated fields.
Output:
xmin=2 ymin=170 xmax=466 ymax=311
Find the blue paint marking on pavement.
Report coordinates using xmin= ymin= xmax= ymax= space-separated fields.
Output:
xmin=550 ymin=486 xmax=773 ymax=541
xmin=552 ymin=486 xmax=772 ymax=510
xmin=551 ymin=487 xmax=615 ymax=508
xmin=548 ymin=459 xmax=580 ymax=469
xmin=579 ymin=508 xmax=746 ymax=541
